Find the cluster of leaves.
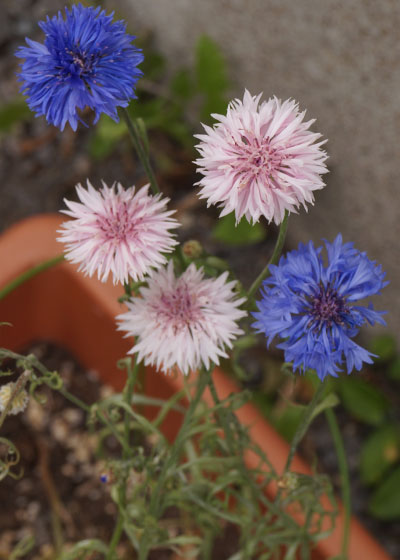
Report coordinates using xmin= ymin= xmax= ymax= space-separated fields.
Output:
xmin=252 ymin=334 xmax=400 ymax=522
xmin=350 ymin=335 xmax=400 ymax=521
xmin=0 ymin=350 xmax=336 ymax=560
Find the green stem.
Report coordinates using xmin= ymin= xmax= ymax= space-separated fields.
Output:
xmin=284 ymin=382 xmax=325 ymax=473
xmin=120 ymin=107 xmax=160 ymax=195
xmin=247 ymin=212 xmax=289 ymax=301
xmin=106 ymin=514 xmax=124 ymax=560
xmin=325 ymin=407 xmax=351 ymax=559
xmin=107 ymin=357 xmax=140 ymax=559
xmin=123 ymin=356 xmax=139 ymax=453
xmin=149 ymin=369 xmax=210 ymax=516
xmin=0 ymin=254 xmax=64 ymax=301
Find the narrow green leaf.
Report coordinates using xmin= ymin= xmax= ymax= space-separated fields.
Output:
xmin=369 ymin=334 xmax=397 ymax=363
xmin=274 ymin=404 xmax=305 ymax=442
xmin=369 ymin=467 xmax=400 ymax=519
xmin=195 ymin=35 xmax=229 ymax=120
xmin=61 ymin=539 xmax=108 ymax=559
xmin=310 ymin=393 xmax=340 ymax=422
xmin=360 ymin=424 xmax=400 ymax=485
xmin=388 ymin=357 xmax=400 ymax=381
xmin=213 ymin=213 xmax=266 ymax=246
xmin=339 ymin=377 xmax=388 ymax=426
xmin=89 ymin=115 xmax=126 ymax=159
xmin=195 ymin=35 xmax=229 ymax=96
xmin=0 ymin=99 xmax=31 ymax=132
xmin=170 ymin=68 xmax=195 ymax=100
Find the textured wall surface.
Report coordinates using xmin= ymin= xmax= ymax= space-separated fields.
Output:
xmin=116 ymin=0 xmax=399 ymax=338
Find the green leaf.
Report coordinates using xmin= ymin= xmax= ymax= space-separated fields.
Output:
xmin=339 ymin=377 xmax=388 ymax=426
xmin=369 ymin=467 xmax=400 ymax=519
xmin=310 ymin=392 xmax=340 ymax=422
xmin=360 ymin=424 xmax=400 ymax=485
xmin=9 ymin=535 xmax=35 ymax=560
xmin=275 ymin=404 xmax=305 ymax=442
xmin=60 ymin=539 xmax=108 ymax=559
xmin=139 ymin=50 xmax=166 ymax=81
xmin=88 ymin=115 xmax=126 ymax=159
xmin=213 ymin=213 xmax=266 ymax=246
xmin=195 ymin=35 xmax=229 ymax=120
xmin=170 ymin=68 xmax=195 ymax=100
xmin=0 ymin=98 xmax=32 ymax=132
xmin=370 ymin=334 xmax=397 ymax=363
xmin=388 ymin=357 xmax=400 ymax=381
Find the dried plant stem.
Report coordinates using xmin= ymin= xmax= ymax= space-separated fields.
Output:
xmin=0 ymin=370 xmax=31 ymax=429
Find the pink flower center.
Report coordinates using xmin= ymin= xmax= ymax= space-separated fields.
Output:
xmin=96 ymin=202 xmax=138 ymax=243
xmin=158 ymin=283 xmax=203 ymax=334
xmin=232 ymin=135 xmax=284 ymax=185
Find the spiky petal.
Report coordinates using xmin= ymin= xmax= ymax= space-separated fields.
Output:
xmin=58 ymin=181 xmax=179 ymax=285
xmin=253 ymin=234 xmax=388 ymax=380
xmin=195 ymin=90 xmax=328 ymax=225
xmin=118 ymin=261 xmax=247 ymax=375
xmin=15 ymin=4 xmax=143 ymax=130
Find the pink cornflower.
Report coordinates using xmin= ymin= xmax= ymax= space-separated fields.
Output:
xmin=58 ymin=181 xmax=179 ymax=285
xmin=195 ymin=90 xmax=328 ymax=225
xmin=117 ymin=261 xmax=247 ymax=375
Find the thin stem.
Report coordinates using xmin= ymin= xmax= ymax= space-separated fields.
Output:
xmin=106 ymin=514 xmax=124 ymax=560
xmin=120 ymin=107 xmax=160 ymax=195
xmin=58 ymin=386 xmax=129 ymax=454
xmin=247 ymin=212 xmax=289 ymax=301
xmin=284 ymin=382 xmax=325 ymax=473
xmin=123 ymin=355 xmax=140 ymax=458
xmin=57 ymin=386 xmax=90 ymax=412
xmin=0 ymin=254 xmax=64 ymax=300
xmin=149 ymin=369 xmax=210 ymax=516
xmin=325 ymin=407 xmax=351 ymax=559
xmin=107 ymin=357 xmax=140 ymax=559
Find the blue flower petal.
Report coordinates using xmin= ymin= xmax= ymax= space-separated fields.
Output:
xmin=252 ymin=234 xmax=387 ymax=380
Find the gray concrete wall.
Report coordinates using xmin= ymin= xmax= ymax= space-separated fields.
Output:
xmin=115 ymin=0 xmax=399 ymax=339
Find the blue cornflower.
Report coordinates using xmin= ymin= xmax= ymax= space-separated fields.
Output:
xmin=253 ymin=234 xmax=388 ymax=380
xmin=15 ymin=4 xmax=143 ymax=131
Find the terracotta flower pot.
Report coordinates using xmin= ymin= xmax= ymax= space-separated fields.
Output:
xmin=0 ymin=214 xmax=393 ymax=560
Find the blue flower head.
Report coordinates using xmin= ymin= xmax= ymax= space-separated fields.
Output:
xmin=15 ymin=4 xmax=143 ymax=131
xmin=253 ymin=235 xmax=388 ymax=381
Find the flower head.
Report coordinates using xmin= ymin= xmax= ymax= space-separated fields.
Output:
xmin=118 ymin=261 xmax=247 ymax=375
xmin=195 ymin=90 xmax=328 ymax=225
xmin=0 ymin=383 xmax=29 ymax=416
xmin=58 ymin=181 xmax=179 ymax=285
xmin=253 ymin=235 xmax=387 ymax=380
xmin=16 ymin=4 xmax=143 ymax=130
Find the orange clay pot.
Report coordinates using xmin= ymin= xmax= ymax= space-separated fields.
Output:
xmin=0 ymin=214 xmax=393 ymax=560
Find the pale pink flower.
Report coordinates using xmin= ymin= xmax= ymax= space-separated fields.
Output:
xmin=58 ymin=181 xmax=179 ymax=285
xmin=117 ymin=261 xmax=247 ymax=375
xmin=195 ymin=90 xmax=328 ymax=225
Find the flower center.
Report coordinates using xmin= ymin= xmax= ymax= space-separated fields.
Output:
xmin=230 ymin=134 xmax=283 ymax=182
xmin=97 ymin=202 xmax=137 ymax=243
xmin=308 ymin=285 xmax=349 ymax=330
xmin=159 ymin=284 xmax=202 ymax=334
xmin=71 ymin=49 xmax=97 ymax=76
